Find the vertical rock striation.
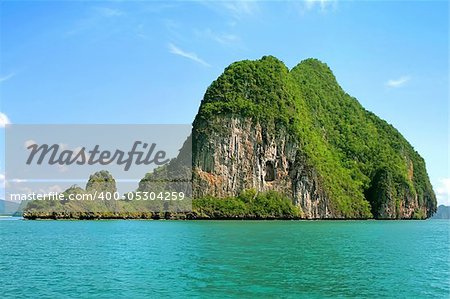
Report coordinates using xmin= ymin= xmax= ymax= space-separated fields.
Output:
xmin=193 ymin=116 xmax=329 ymax=218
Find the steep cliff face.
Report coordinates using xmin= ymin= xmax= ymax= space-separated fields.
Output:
xmin=192 ymin=56 xmax=436 ymax=219
xmin=193 ymin=116 xmax=330 ymax=218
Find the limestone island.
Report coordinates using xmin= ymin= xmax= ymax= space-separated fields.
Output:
xmin=23 ymin=57 xmax=437 ymax=220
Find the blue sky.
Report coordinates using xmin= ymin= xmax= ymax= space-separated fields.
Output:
xmin=0 ymin=0 xmax=448 ymax=204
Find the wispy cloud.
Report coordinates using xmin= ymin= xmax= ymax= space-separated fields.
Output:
xmin=24 ymin=140 xmax=37 ymax=149
xmin=195 ymin=28 xmax=239 ymax=45
xmin=168 ymin=43 xmax=210 ymax=67
xmin=386 ymin=76 xmax=411 ymax=88
xmin=223 ymin=1 xmax=259 ymax=19
xmin=162 ymin=19 xmax=186 ymax=42
xmin=0 ymin=112 xmax=11 ymax=128
xmin=435 ymin=178 xmax=450 ymax=205
xmin=0 ymin=73 xmax=16 ymax=83
xmin=141 ymin=3 xmax=179 ymax=14
xmin=0 ymin=173 xmax=4 ymax=189
xmin=94 ymin=7 xmax=124 ymax=18
xmin=65 ymin=6 xmax=125 ymax=36
xmin=200 ymin=1 xmax=259 ymax=20
xmin=293 ymin=0 xmax=337 ymax=14
xmin=305 ymin=0 xmax=336 ymax=11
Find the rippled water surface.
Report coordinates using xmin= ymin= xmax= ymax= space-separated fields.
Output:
xmin=1 ymin=219 xmax=449 ymax=298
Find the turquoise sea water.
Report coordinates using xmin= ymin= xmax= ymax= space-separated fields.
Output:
xmin=1 ymin=219 xmax=449 ymax=298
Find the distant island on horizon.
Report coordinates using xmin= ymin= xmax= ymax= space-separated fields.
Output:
xmin=432 ymin=205 xmax=450 ymax=219
xmin=20 ymin=56 xmax=437 ymax=220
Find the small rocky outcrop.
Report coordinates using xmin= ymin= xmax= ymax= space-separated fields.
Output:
xmin=85 ymin=170 xmax=117 ymax=194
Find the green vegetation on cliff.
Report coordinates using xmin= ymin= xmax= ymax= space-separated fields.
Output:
xmin=195 ymin=56 xmax=436 ymax=219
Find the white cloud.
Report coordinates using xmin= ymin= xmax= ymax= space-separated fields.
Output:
xmin=200 ymin=1 xmax=259 ymax=20
xmin=0 ymin=73 xmax=15 ymax=83
xmin=195 ymin=28 xmax=239 ymax=45
xmin=94 ymin=7 xmax=124 ymax=17
xmin=223 ymin=1 xmax=259 ymax=19
xmin=10 ymin=179 xmax=27 ymax=183
xmin=386 ymin=76 xmax=411 ymax=88
xmin=65 ymin=6 xmax=124 ymax=36
xmin=24 ymin=140 xmax=36 ymax=149
xmin=296 ymin=0 xmax=337 ymax=13
xmin=435 ymin=178 xmax=450 ymax=206
xmin=0 ymin=113 xmax=11 ymax=128
xmin=168 ymin=43 xmax=210 ymax=67
xmin=0 ymin=173 xmax=5 ymax=189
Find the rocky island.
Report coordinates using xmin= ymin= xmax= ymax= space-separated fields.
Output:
xmin=23 ymin=57 xmax=437 ymax=220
